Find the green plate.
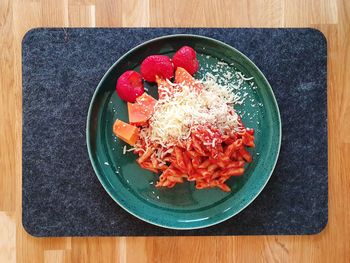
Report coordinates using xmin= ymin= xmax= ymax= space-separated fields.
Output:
xmin=86 ymin=34 xmax=281 ymax=229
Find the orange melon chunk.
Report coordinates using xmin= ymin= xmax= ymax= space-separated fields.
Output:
xmin=128 ymin=93 xmax=157 ymax=126
xmin=156 ymin=76 xmax=175 ymax=99
xmin=113 ymin=119 xmax=139 ymax=145
xmin=174 ymin=67 xmax=203 ymax=91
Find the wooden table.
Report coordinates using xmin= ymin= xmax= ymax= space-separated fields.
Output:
xmin=0 ymin=0 xmax=349 ymax=262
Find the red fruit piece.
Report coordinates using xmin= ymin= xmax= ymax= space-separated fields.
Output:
xmin=116 ymin=70 xmax=144 ymax=102
xmin=140 ymin=55 xmax=174 ymax=82
xmin=172 ymin=46 xmax=199 ymax=75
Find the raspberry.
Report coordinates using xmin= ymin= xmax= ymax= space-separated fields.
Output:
xmin=116 ymin=70 xmax=144 ymax=102
xmin=172 ymin=46 xmax=199 ymax=75
xmin=140 ymin=55 xmax=174 ymax=82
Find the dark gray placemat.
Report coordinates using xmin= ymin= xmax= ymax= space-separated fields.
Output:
xmin=22 ymin=28 xmax=327 ymax=236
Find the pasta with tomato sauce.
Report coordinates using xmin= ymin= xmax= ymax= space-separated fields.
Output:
xmin=114 ymin=67 xmax=255 ymax=192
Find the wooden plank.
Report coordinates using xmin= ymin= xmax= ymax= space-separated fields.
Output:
xmin=122 ymin=0 xmax=149 ymax=26
xmin=149 ymin=0 xmax=284 ymax=27
xmin=0 ymin=212 xmax=16 ymax=263
xmin=95 ymin=0 xmax=122 ymax=27
xmin=0 ymin=0 xmax=15 ymax=212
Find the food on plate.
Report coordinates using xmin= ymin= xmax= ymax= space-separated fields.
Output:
xmin=116 ymin=70 xmax=144 ymax=102
xmin=156 ymin=77 xmax=175 ymax=99
xmin=140 ymin=55 xmax=174 ymax=82
xmin=113 ymin=119 xmax=139 ymax=146
xmin=113 ymin=46 xmax=254 ymax=192
xmin=174 ymin=66 xmax=203 ymax=91
xmin=128 ymin=93 xmax=157 ymax=126
xmin=172 ymin=46 xmax=199 ymax=75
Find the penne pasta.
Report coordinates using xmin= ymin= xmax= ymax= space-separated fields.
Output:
xmin=132 ymin=110 xmax=255 ymax=191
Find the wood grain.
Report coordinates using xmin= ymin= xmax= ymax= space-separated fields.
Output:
xmin=0 ymin=0 xmax=349 ymax=262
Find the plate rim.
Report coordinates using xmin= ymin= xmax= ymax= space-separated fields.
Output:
xmin=86 ymin=33 xmax=282 ymax=230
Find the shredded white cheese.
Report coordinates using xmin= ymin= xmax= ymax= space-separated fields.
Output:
xmin=237 ymin=71 xmax=254 ymax=81
xmin=147 ymin=75 xmax=241 ymax=147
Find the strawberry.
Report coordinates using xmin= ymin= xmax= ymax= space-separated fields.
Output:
xmin=140 ymin=55 xmax=174 ymax=82
xmin=172 ymin=46 xmax=199 ymax=75
xmin=116 ymin=70 xmax=144 ymax=102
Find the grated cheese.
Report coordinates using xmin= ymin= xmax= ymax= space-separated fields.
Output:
xmin=237 ymin=71 xmax=254 ymax=81
xmin=122 ymin=146 xmax=127 ymax=155
xmin=146 ymin=75 xmax=241 ymax=147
